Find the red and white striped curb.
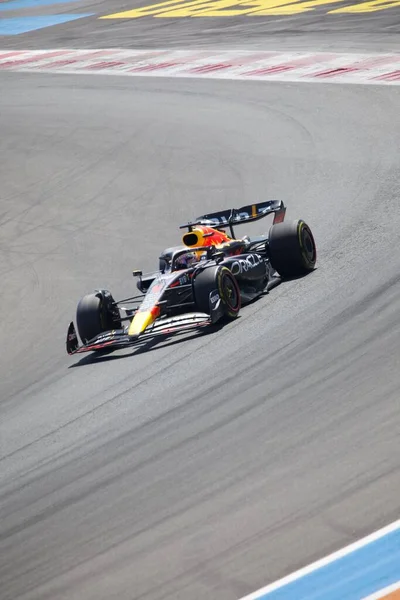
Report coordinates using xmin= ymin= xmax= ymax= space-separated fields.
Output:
xmin=1 ymin=49 xmax=400 ymax=84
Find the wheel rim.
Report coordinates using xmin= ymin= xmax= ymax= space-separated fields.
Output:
xmin=222 ymin=272 xmax=240 ymax=312
xmin=301 ymin=225 xmax=316 ymax=265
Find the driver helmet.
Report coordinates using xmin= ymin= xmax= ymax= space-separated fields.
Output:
xmin=175 ymin=252 xmax=197 ymax=270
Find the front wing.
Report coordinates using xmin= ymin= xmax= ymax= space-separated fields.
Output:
xmin=66 ymin=313 xmax=213 ymax=355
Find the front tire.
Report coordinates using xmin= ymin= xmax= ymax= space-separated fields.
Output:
xmin=76 ymin=290 xmax=121 ymax=344
xmin=268 ymin=220 xmax=316 ymax=278
xmin=193 ymin=266 xmax=241 ymax=321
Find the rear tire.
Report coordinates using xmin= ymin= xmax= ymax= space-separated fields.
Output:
xmin=269 ymin=220 xmax=316 ymax=278
xmin=193 ymin=266 xmax=241 ymax=321
xmin=76 ymin=291 xmax=120 ymax=344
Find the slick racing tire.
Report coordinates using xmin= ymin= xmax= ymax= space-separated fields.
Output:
xmin=268 ymin=220 xmax=317 ymax=278
xmin=193 ymin=266 xmax=241 ymax=321
xmin=76 ymin=291 xmax=121 ymax=344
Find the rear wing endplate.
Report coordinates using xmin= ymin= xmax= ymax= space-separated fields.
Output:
xmin=180 ymin=200 xmax=286 ymax=238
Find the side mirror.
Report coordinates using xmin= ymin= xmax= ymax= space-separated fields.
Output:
xmin=132 ymin=270 xmax=142 ymax=277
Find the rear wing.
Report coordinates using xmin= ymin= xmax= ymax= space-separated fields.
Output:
xmin=180 ymin=200 xmax=286 ymax=238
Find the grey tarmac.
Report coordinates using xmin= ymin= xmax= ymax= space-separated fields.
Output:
xmin=1 ymin=72 xmax=400 ymax=600
xmin=0 ymin=1 xmax=399 ymax=53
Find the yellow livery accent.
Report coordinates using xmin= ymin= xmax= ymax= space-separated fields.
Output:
xmin=128 ymin=309 xmax=158 ymax=337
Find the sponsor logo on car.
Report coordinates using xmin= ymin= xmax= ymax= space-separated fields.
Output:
xmin=210 ymin=290 xmax=220 ymax=305
xmin=205 ymin=205 xmax=272 ymax=227
xmin=230 ymin=254 xmax=263 ymax=275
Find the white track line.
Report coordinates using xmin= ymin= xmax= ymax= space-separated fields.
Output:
xmin=362 ymin=581 xmax=400 ymax=600
xmin=238 ymin=519 xmax=400 ymax=599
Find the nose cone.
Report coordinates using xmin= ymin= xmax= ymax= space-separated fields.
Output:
xmin=128 ymin=307 xmax=160 ymax=338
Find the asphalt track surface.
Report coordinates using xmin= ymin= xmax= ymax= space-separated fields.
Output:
xmin=1 ymin=71 xmax=400 ymax=600
xmin=0 ymin=1 xmax=400 ymax=52
xmin=2 ymin=6 xmax=400 ymax=600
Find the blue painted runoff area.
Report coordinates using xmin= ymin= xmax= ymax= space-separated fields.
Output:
xmin=0 ymin=0 xmax=82 ymax=11
xmin=254 ymin=526 xmax=400 ymax=600
xmin=0 ymin=14 xmax=93 ymax=35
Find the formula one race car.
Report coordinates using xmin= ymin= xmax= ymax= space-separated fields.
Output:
xmin=66 ymin=200 xmax=316 ymax=356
